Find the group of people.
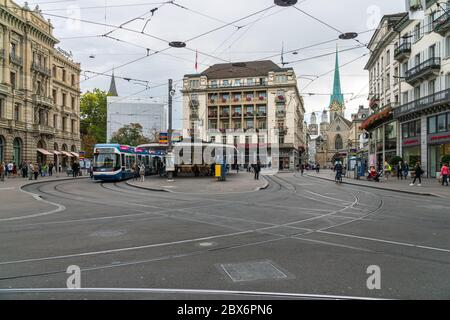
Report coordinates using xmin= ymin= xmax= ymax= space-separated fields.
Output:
xmin=131 ymin=162 xmax=146 ymax=182
xmin=0 ymin=161 xmax=61 ymax=181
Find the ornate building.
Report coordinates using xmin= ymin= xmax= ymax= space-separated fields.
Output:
xmin=0 ymin=1 xmax=81 ymax=167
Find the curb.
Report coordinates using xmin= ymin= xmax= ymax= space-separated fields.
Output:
xmin=258 ymin=175 xmax=270 ymax=190
xmin=125 ymin=180 xmax=169 ymax=192
xmin=306 ymin=174 xmax=441 ymax=198
xmin=19 ymin=176 xmax=89 ymax=189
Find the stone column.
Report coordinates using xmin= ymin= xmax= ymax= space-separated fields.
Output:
xmin=420 ymin=115 xmax=428 ymax=177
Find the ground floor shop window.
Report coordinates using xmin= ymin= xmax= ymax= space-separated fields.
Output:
xmin=403 ymin=146 xmax=421 ymax=167
xmin=429 ymin=143 xmax=450 ymax=178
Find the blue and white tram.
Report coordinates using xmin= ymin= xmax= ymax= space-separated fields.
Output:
xmin=93 ymin=144 xmax=136 ymax=181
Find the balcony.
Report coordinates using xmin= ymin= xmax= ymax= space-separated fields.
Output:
xmin=257 ymin=112 xmax=267 ymax=117
xmin=207 ymin=81 xmax=267 ymax=89
xmin=244 ymin=97 xmax=254 ymax=103
xmin=232 ymin=112 xmax=242 ymax=118
xmin=433 ymin=12 xmax=450 ymax=36
xmin=275 ymin=126 xmax=288 ymax=135
xmin=33 ymin=124 xmax=55 ymax=136
xmin=32 ymin=62 xmax=51 ymax=77
xmin=394 ymin=88 xmax=450 ymax=120
xmin=32 ymin=94 xmax=53 ymax=107
xmin=219 ymin=98 xmax=229 ymax=104
xmin=275 ymin=95 xmax=286 ymax=103
xmin=208 ymin=112 xmax=218 ymax=118
xmin=231 ymin=98 xmax=241 ymax=104
xmin=208 ymin=98 xmax=217 ymax=104
xmin=257 ymin=96 xmax=267 ymax=102
xmin=405 ymin=57 xmax=441 ymax=85
xmin=220 ymin=112 xmax=230 ymax=118
xmin=394 ymin=42 xmax=411 ymax=62
xmin=276 ymin=110 xmax=286 ymax=118
xmin=9 ymin=53 xmax=23 ymax=66
xmin=244 ymin=112 xmax=255 ymax=117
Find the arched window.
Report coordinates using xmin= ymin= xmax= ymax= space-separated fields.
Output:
xmin=62 ymin=144 xmax=68 ymax=151
xmin=54 ymin=142 xmax=58 ymax=151
xmin=71 ymin=145 xmax=77 ymax=152
xmin=13 ymin=138 xmax=22 ymax=165
xmin=0 ymin=136 xmax=5 ymax=163
xmin=335 ymin=134 xmax=343 ymax=150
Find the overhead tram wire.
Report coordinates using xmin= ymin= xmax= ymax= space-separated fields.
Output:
xmin=292 ymin=5 xmax=371 ymax=53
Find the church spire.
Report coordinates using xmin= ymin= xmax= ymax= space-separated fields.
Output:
xmin=329 ymin=46 xmax=345 ymax=120
xmin=108 ymin=70 xmax=118 ymax=96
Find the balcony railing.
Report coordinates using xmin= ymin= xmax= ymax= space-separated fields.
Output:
xmin=10 ymin=53 xmax=23 ymax=66
xmin=220 ymin=113 xmax=230 ymax=117
xmin=394 ymin=42 xmax=411 ymax=62
xmin=32 ymin=62 xmax=51 ymax=77
xmin=232 ymin=112 xmax=242 ymax=117
xmin=405 ymin=57 xmax=441 ymax=85
xmin=257 ymin=112 xmax=267 ymax=117
xmin=208 ymin=112 xmax=218 ymax=118
xmin=275 ymin=95 xmax=286 ymax=103
xmin=244 ymin=112 xmax=255 ymax=117
xmin=207 ymin=82 xmax=267 ymax=89
xmin=32 ymin=94 xmax=53 ymax=107
xmin=275 ymin=126 xmax=288 ymax=134
xmin=394 ymin=88 xmax=450 ymax=119
xmin=433 ymin=12 xmax=450 ymax=36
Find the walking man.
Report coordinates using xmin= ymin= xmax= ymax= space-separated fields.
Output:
xmin=139 ymin=162 xmax=145 ymax=182
xmin=34 ymin=163 xmax=39 ymax=180
xmin=397 ymin=161 xmax=403 ymax=180
xmin=440 ymin=162 xmax=449 ymax=186
xmin=28 ymin=162 xmax=34 ymax=180
xmin=410 ymin=162 xmax=424 ymax=187
xmin=300 ymin=164 xmax=305 ymax=176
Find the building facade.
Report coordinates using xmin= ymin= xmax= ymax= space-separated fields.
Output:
xmin=182 ymin=60 xmax=305 ymax=170
xmin=0 ymin=1 xmax=81 ymax=168
xmin=365 ymin=1 xmax=450 ymax=177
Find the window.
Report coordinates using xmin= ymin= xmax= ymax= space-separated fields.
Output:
xmin=189 ymin=80 xmax=199 ymax=88
xmin=71 ymin=119 xmax=76 ymax=133
xmin=247 ymin=78 xmax=254 ymax=86
xmin=446 ymin=36 xmax=450 ymax=57
xmin=222 ymin=136 xmax=227 ymax=144
xmin=71 ymin=96 xmax=75 ymax=109
xmin=275 ymin=75 xmax=287 ymax=83
xmin=0 ymin=99 xmax=4 ymax=118
xmin=53 ymin=89 xmax=57 ymax=103
xmin=437 ymin=114 xmax=446 ymax=132
xmin=335 ymin=135 xmax=343 ymax=150
xmin=386 ymin=50 xmax=390 ymax=65
xmin=428 ymin=116 xmax=436 ymax=133
xmin=414 ymin=86 xmax=420 ymax=99
xmin=62 ymin=117 xmax=67 ymax=131
xmin=62 ymin=93 xmax=67 ymax=107
xmin=52 ymin=65 xmax=57 ymax=77
xmin=62 ymin=69 xmax=67 ymax=82
xmin=210 ymin=80 xmax=217 ymax=88
xmin=429 ymin=79 xmax=436 ymax=95
xmin=210 ymin=136 xmax=216 ymax=142
xmin=386 ymin=73 xmax=390 ymax=89
xmin=233 ymin=136 xmax=238 ymax=145
xmin=414 ymin=23 xmax=421 ymax=42
xmin=53 ymin=114 xmax=58 ymax=129
xmin=14 ymin=103 xmax=20 ymax=121
xmin=10 ymin=42 xmax=17 ymax=57
xmin=10 ymin=72 xmax=16 ymax=90
xmin=429 ymin=44 xmax=436 ymax=58
xmin=234 ymin=79 xmax=241 ymax=86
xmin=71 ymin=74 xmax=75 ymax=86
xmin=223 ymin=80 xmax=230 ymax=87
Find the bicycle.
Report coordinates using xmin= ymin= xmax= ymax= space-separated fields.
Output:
xmin=335 ymin=171 xmax=343 ymax=183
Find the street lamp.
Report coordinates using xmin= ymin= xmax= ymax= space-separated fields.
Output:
xmin=274 ymin=0 xmax=297 ymax=6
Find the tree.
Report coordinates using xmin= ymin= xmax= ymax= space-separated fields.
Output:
xmin=110 ymin=123 xmax=150 ymax=146
xmin=80 ymin=89 xmax=108 ymax=144
xmin=81 ymin=134 xmax=97 ymax=159
xmin=442 ymin=154 xmax=450 ymax=165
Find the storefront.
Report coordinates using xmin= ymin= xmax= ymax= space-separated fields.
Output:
xmin=427 ymin=111 xmax=450 ymax=177
xmin=401 ymin=119 xmax=421 ymax=167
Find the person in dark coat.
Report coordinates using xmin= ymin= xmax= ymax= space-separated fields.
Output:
xmin=254 ymin=161 xmax=261 ymax=180
xmin=410 ymin=162 xmax=424 ymax=186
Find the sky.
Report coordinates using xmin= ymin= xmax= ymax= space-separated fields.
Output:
xmin=17 ymin=0 xmax=405 ymax=129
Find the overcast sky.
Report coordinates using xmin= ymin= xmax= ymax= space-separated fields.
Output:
xmin=19 ymin=0 xmax=405 ymax=129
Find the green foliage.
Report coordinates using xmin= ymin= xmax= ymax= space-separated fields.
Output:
xmin=110 ymin=123 xmax=150 ymax=146
xmin=389 ymin=156 xmax=403 ymax=167
xmin=80 ymin=89 xmax=108 ymax=144
xmin=442 ymin=154 xmax=450 ymax=165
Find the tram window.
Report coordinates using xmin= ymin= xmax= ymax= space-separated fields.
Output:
xmin=121 ymin=154 xmax=125 ymax=167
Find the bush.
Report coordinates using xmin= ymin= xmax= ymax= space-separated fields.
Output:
xmin=389 ymin=156 xmax=403 ymax=167
xmin=442 ymin=154 xmax=450 ymax=165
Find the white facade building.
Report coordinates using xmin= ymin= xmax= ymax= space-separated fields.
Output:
xmin=106 ymin=97 xmax=167 ymax=142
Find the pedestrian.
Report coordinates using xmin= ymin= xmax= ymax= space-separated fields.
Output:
xmin=34 ymin=163 xmax=39 ymax=180
xmin=139 ymin=162 xmax=145 ymax=182
xmin=410 ymin=162 xmax=424 ymax=187
xmin=0 ymin=162 xmax=5 ymax=182
xmin=7 ymin=161 xmax=13 ymax=177
xmin=42 ymin=163 xmax=47 ymax=177
xmin=316 ymin=163 xmax=320 ymax=174
xmin=22 ymin=161 xmax=27 ymax=178
xmin=440 ymin=162 xmax=449 ymax=186
xmin=28 ymin=162 xmax=34 ymax=180
xmin=402 ymin=161 xmax=409 ymax=179
xmin=90 ymin=163 xmax=94 ymax=179
xmin=300 ymin=164 xmax=304 ymax=176
xmin=48 ymin=163 xmax=53 ymax=176
xmin=383 ymin=161 xmax=392 ymax=181
xmin=12 ymin=163 xmax=17 ymax=177
xmin=396 ymin=161 xmax=403 ymax=180
xmin=254 ymin=161 xmax=261 ymax=180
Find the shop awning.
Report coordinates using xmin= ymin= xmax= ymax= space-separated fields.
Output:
xmin=53 ymin=150 xmax=62 ymax=155
xmin=37 ymin=148 xmax=53 ymax=156
xmin=70 ymin=152 xmax=79 ymax=158
xmin=61 ymin=151 xmax=73 ymax=157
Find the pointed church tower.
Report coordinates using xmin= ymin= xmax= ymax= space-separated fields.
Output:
xmin=329 ymin=46 xmax=345 ymax=121
xmin=108 ymin=71 xmax=118 ymax=96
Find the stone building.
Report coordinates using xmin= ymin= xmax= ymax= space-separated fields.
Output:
xmin=0 ymin=1 xmax=81 ymax=168
xmin=182 ymin=60 xmax=305 ymax=170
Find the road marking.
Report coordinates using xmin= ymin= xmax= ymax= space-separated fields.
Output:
xmin=0 ymin=287 xmax=385 ymax=300
xmin=318 ymin=231 xmax=450 ymax=253
xmin=0 ymin=187 xmax=15 ymax=190
xmin=0 ymin=188 xmax=65 ymax=222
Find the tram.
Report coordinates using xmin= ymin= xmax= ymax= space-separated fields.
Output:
xmin=92 ymin=144 xmax=137 ymax=181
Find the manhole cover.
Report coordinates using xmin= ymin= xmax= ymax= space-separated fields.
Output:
xmin=90 ymin=230 xmax=125 ymax=237
xmin=219 ymin=260 xmax=288 ymax=282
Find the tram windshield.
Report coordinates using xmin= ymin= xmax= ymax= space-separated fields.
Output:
xmin=93 ymin=153 xmax=121 ymax=171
